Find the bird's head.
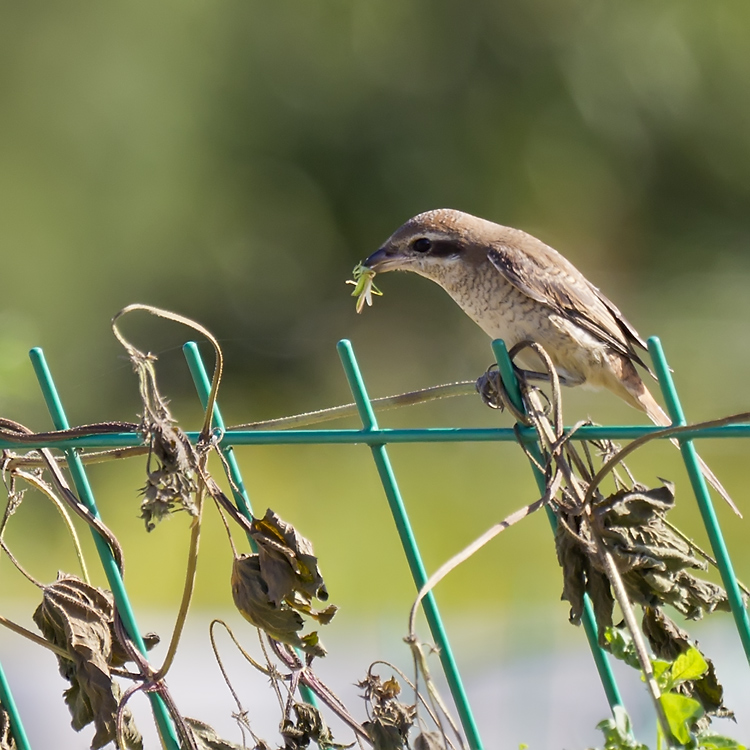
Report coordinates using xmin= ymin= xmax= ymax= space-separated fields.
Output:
xmin=363 ymin=209 xmax=494 ymax=281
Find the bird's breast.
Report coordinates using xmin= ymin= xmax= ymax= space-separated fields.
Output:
xmin=431 ymin=266 xmax=611 ymax=387
xmin=436 ymin=270 xmax=543 ymax=345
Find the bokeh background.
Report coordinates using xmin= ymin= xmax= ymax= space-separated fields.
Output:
xmin=1 ymin=1 xmax=750 ymax=748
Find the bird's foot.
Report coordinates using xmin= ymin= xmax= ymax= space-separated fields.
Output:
xmin=476 ymin=366 xmax=575 ymax=410
xmin=475 ymin=368 xmax=505 ymax=410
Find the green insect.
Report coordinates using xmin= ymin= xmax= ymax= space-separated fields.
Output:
xmin=346 ymin=262 xmax=383 ymax=313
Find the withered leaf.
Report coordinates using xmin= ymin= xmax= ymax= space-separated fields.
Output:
xmin=556 ymin=481 xmax=735 ymax=640
xmin=111 ymin=631 xmax=160 ymax=668
xmin=555 ymin=525 xmax=588 ymax=625
xmin=232 ymin=510 xmax=336 ymax=654
xmin=555 ymin=523 xmax=614 ymax=639
xmin=231 ymin=555 xmax=327 ymax=657
xmin=599 ymin=482 xmax=676 ymax=520
xmin=292 ymin=599 xmax=338 ymax=626
xmin=280 ymin=703 xmax=352 ymax=749
xmin=129 ymin=349 xmax=199 ymax=531
xmin=361 ymin=721 xmax=407 ymax=750
xmin=585 ymin=566 xmax=615 ymax=640
xmin=642 ymin=607 xmax=690 ymax=661
xmin=0 ymin=705 xmax=17 ymax=750
xmin=380 ymin=678 xmax=400 ymax=698
xmin=358 ymin=675 xmax=415 ymax=750
xmin=185 ymin=717 xmax=246 ymax=750
xmin=250 ymin=509 xmax=329 ymax=604
xmin=642 ymin=608 xmax=732 ymax=719
xmin=692 ymin=659 xmax=732 ymax=718
xmin=414 ymin=732 xmax=444 ymax=750
xmin=32 ymin=574 xmax=145 ymax=749
xmin=140 ymin=458 xmax=198 ymax=532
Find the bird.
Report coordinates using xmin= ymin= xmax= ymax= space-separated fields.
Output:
xmin=363 ymin=208 xmax=739 ymax=514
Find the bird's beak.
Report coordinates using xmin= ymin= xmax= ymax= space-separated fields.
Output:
xmin=363 ymin=247 xmax=403 ymax=272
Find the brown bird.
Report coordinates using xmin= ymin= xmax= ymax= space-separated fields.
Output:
xmin=363 ymin=208 xmax=738 ymax=513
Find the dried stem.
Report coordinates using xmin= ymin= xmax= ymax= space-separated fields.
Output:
xmin=13 ymin=469 xmax=90 ymax=582
xmin=153 ymin=483 xmax=204 ymax=682
xmin=0 ymin=613 xmax=71 ymax=660
xmin=506 ymin=342 xmax=678 ymax=745
xmin=111 ymin=304 xmax=224 ymax=441
xmin=230 ymin=380 xmax=477 ymax=430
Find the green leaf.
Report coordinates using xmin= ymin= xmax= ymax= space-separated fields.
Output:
xmin=660 ymin=693 xmax=704 ymax=745
xmin=612 ymin=705 xmax=633 ymax=737
xmin=651 ymin=659 xmax=673 ymax=691
xmin=604 ymin=627 xmax=640 ymax=670
xmin=695 ymin=732 xmax=746 ymax=749
xmin=593 ymin=707 xmax=648 ymax=750
xmin=670 ymin=647 xmax=708 ymax=686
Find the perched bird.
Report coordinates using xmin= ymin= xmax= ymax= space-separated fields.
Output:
xmin=363 ymin=208 xmax=738 ymax=513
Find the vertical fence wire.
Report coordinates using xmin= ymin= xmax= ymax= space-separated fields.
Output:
xmin=336 ymin=339 xmax=484 ymax=750
xmin=182 ymin=342 xmax=255 ymax=542
xmin=28 ymin=348 xmax=182 ymax=750
xmin=0 ymin=661 xmax=31 ymax=750
xmin=181 ymin=341 xmax=320 ymax=709
xmin=490 ymin=339 xmax=624 ymax=712
xmin=648 ymin=337 xmax=750 ymax=661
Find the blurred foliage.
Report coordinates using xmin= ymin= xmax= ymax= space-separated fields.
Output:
xmin=1 ymin=0 xmax=749 ymax=614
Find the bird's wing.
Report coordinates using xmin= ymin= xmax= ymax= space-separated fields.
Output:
xmin=487 ymin=241 xmax=651 ymax=371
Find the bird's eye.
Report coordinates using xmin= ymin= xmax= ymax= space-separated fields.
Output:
xmin=413 ymin=238 xmax=432 ymax=253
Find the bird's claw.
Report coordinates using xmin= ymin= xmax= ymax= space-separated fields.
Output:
xmin=475 ymin=369 xmax=505 ymax=410
xmin=476 ymin=366 xmax=562 ymax=413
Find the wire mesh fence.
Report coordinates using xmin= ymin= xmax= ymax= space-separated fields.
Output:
xmin=0 ymin=316 xmax=748 ymax=749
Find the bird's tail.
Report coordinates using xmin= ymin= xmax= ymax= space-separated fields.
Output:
xmin=635 ymin=386 xmax=741 ymax=517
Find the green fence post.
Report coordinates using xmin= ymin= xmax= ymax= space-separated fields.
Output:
xmin=0 ymin=661 xmax=31 ymax=750
xmin=337 ymin=339 xmax=484 ymax=750
xmin=648 ymin=337 xmax=750 ymax=662
xmin=182 ymin=342 xmax=255 ymax=535
xmin=28 ymin=348 xmax=182 ymax=750
xmin=491 ymin=339 xmax=624 ymax=712
xmin=181 ymin=341 xmax=320 ymax=709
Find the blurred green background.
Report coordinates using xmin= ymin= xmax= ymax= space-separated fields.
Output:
xmin=1 ymin=0 xmax=749 ymax=629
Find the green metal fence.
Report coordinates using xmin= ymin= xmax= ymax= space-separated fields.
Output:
xmin=0 ymin=335 xmax=748 ymax=749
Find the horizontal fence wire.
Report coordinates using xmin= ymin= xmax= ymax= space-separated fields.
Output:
xmin=2 ymin=425 xmax=749 ymax=451
xmin=0 ymin=336 xmax=747 ymax=750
